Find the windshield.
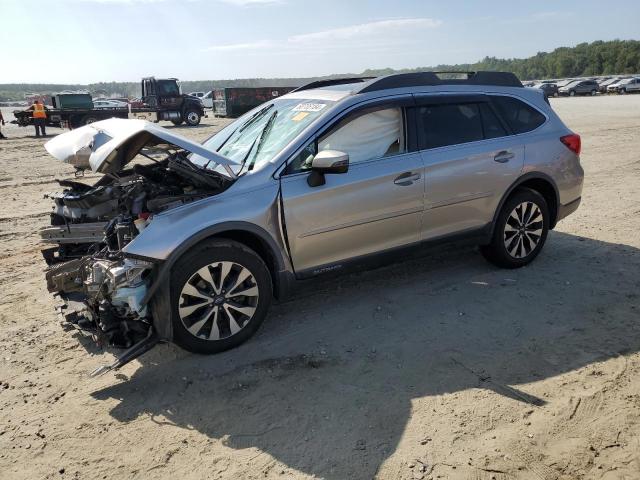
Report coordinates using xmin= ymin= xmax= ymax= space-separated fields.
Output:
xmin=157 ymin=80 xmax=180 ymax=96
xmin=190 ymin=97 xmax=336 ymax=175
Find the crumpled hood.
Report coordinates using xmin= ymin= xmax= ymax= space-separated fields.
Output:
xmin=44 ymin=118 xmax=238 ymax=175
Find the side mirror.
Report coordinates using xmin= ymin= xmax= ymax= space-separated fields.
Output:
xmin=307 ymin=150 xmax=349 ymax=187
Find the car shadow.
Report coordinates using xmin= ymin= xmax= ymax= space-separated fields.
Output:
xmin=91 ymin=231 xmax=640 ymax=479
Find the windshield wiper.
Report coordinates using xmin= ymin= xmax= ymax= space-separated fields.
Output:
xmin=238 ymin=103 xmax=274 ymax=133
xmin=213 ymin=103 xmax=275 ymax=156
xmin=247 ymin=110 xmax=278 ymax=171
xmin=202 ymin=103 xmax=275 ymax=172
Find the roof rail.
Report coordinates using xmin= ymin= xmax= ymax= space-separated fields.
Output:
xmin=357 ymin=71 xmax=523 ymax=93
xmin=291 ymin=77 xmax=374 ymax=93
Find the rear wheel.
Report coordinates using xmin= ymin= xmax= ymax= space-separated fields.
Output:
xmin=481 ymin=188 xmax=549 ymax=269
xmin=590 ymin=89 xmax=596 ymax=96
xmin=619 ymin=88 xmax=627 ymax=95
xmin=169 ymin=240 xmax=272 ymax=354
xmin=82 ymin=114 xmax=100 ymax=125
xmin=569 ymin=90 xmax=576 ymax=97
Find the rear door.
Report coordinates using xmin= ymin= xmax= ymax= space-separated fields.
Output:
xmin=280 ymin=100 xmax=424 ymax=275
xmin=414 ymin=94 xmax=525 ymax=239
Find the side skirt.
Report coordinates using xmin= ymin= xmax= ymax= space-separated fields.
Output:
xmin=294 ymin=224 xmax=492 ymax=281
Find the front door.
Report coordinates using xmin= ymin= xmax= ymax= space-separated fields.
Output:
xmin=280 ymin=105 xmax=424 ymax=275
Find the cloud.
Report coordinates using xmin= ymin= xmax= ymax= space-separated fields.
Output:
xmin=201 ymin=40 xmax=274 ymax=52
xmin=201 ymin=17 xmax=443 ymax=55
xmin=288 ymin=18 xmax=442 ymax=43
xmin=73 ymin=0 xmax=281 ymax=3
xmin=218 ymin=0 xmax=282 ymax=5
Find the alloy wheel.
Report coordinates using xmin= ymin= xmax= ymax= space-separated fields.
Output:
xmin=178 ymin=261 xmax=259 ymax=340
xmin=503 ymin=202 xmax=544 ymax=259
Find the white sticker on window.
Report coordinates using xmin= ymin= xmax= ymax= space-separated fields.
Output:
xmin=293 ymin=103 xmax=327 ymax=112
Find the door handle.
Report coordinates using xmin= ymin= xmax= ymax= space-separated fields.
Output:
xmin=494 ymin=151 xmax=515 ymax=163
xmin=394 ymin=172 xmax=421 ymax=186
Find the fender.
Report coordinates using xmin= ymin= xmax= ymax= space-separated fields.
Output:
xmin=182 ymin=98 xmax=204 ymax=116
xmin=138 ymin=221 xmax=292 ymax=341
xmin=489 ymin=172 xmax=560 ymax=238
xmin=138 ymin=221 xmax=287 ymax=307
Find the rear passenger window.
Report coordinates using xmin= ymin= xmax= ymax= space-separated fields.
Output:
xmin=417 ymin=103 xmax=484 ymax=149
xmin=416 ymin=102 xmax=508 ymax=149
xmin=490 ymin=96 xmax=546 ymax=134
xmin=479 ymin=103 xmax=507 ymax=139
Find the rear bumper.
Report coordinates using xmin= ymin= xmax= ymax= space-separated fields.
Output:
xmin=557 ymin=196 xmax=581 ymax=222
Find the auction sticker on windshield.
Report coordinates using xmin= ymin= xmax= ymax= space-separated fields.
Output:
xmin=293 ymin=103 xmax=327 ymax=112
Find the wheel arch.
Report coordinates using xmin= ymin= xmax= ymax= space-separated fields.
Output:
xmin=143 ymin=221 xmax=289 ymax=303
xmin=143 ymin=222 xmax=292 ymax=341
xmin=490 ymin=173 xmax=560 ymax=236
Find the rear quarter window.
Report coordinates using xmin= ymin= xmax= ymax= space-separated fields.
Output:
xmin=490 ymin=96 xmax=546 ymax=134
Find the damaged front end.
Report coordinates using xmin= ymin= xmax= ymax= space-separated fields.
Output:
xmin=40 ymin=119 xmax=238 ymax=372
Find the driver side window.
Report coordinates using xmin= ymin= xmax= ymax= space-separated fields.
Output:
xmin=287 ymin=106 xmax=406 ymax=173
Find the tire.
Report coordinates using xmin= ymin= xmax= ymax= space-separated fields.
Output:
xmin=82 ymin=114 xmax=100 ymax=125
xmin=171 ymin=119 xmax=183 ymax=126
xmin=168 ymin=240 xmax=272 ymax=354
xmin=590 ymin=89 xmax=596 ymax=96
xmin=184 ymin=109 xmax=201 ymax=126
xmin=480 ymin=188 xmax=549 ymax=269
xmin=569 ymin=90 xmax=576 ymax=97
xmin=619 ymin=88 xmax=626 ymax=95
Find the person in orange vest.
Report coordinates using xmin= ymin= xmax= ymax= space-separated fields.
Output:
xmin=28 ymin=100 xmax=48 ymax=137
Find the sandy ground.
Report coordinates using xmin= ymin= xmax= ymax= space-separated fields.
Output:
xmin=0 ymin=96 xmax=639 ymax=480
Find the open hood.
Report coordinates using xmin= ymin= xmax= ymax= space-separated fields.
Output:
xmin=44 ymin=118 xmax=238 ymax=177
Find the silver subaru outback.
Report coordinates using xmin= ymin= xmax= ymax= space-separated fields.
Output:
xmin=42 ymin=71 xmax=583 ymax=373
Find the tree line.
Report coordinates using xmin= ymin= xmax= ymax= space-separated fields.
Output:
xmin=1 ymin=40 xmax=638 ymax=102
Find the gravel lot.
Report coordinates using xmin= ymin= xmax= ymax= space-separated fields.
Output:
xmin=1 ymin=95 xmax=639 ymax=480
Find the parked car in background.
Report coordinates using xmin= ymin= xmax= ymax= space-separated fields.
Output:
xmin=93 ymin=99 xmax=128 ymax=109
xmin=607 ymin=77 xmax=640 ymax=94
xmin=598 ymin=77 xmax=623 ymax=93
xmin=556 ymin=79 xmax=576 ymax=88
xmin=534 ymin=82 xmax=559 ymax=97
xmin=202 ymin=90 xmax=213 ymax=109
xmin=189 ymin=92 xmax=206 ymax=98
xmin=558 ymin=79 xmax=599 ymax=96
xmin=42 ymin=71 xmax=583 ymax=374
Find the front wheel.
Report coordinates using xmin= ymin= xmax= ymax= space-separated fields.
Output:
xmin=169 ymin=240 xmax=272 ymax=354
xmin=590 ymin=89 xmax=596 ymax=96
xmin=480 ymin=188 xmax=549 ymax=269
xmin=619 ymin=88 xmax=626 ymax=95
xmin=569 ymin=90 xmax=576 ymax=97
xmin=184 ymin=109 xmax=201 ymax=126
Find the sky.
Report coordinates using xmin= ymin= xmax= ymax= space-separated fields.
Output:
xmin=1 ymin=0 xmax=639 ymax=84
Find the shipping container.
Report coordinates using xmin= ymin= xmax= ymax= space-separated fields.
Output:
xmin=211 ymin=87 xmax=296 ymax=117
xmin=52 ymin=93 xmax=94 ymax=110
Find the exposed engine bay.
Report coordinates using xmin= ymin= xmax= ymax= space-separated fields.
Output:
xmin=42 ymin=151 xmax=231 ymax=350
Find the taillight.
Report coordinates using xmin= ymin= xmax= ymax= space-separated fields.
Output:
xmin=560 ymin=134 xmax=581 ymax=155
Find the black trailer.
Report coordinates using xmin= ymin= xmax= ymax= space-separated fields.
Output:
xmin=12 ymin=77 xmax=205 ymax=129
xmin=210 ymin=87 xmax=295 ymax=117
